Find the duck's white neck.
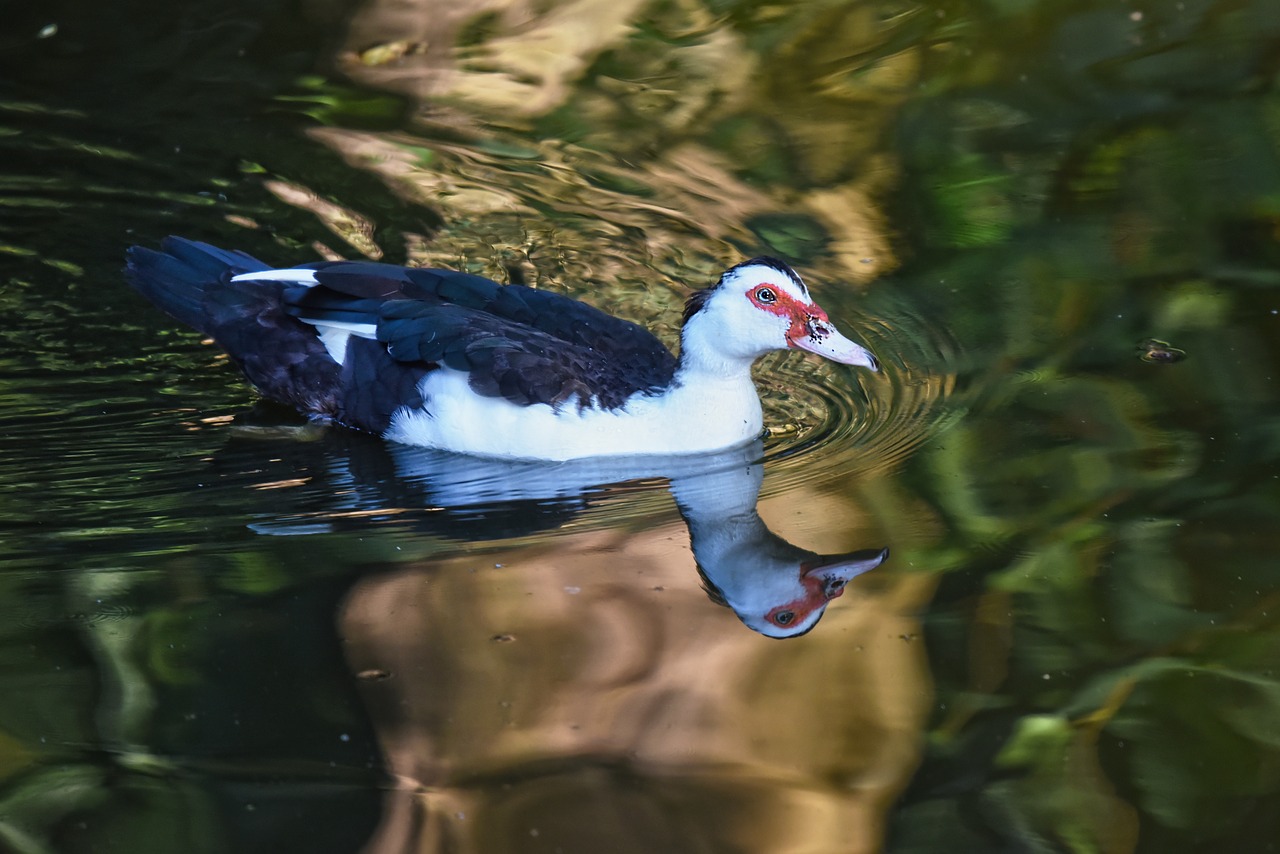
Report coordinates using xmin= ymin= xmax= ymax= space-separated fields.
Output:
xmin=650 ymin=365 xmax=764 ymax=453
xmin=674 ymin=306 xmax=769 ymax=381
xmin=603 ymin=307 xmax=764 ymax=453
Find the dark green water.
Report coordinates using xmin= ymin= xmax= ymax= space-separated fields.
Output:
xmin=3 ymin=1 xmax=1280 ymax=852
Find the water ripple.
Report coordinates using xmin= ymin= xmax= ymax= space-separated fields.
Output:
xmin=758 ymin=290 xmax=960 ymax=493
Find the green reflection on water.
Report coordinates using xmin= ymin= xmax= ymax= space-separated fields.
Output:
xmin=875 ymin=0 xmax=1280 ymax=848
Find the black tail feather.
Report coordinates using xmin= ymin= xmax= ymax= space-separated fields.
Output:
xmin=124 ymin=237 xmax=346 ymax=420
xmin=124 ymin=237 xmax=271 ymax=334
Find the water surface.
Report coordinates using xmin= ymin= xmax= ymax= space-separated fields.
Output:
xmin=3 ymin=0 xmax=1280 ymax=852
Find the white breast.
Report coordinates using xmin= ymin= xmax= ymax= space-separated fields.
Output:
xmin=383 ymin=368 xmax=765 ymax=461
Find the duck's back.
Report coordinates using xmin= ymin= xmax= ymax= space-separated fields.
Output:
xmin=125 ymin=238 xmax=678 ymax=446
xmin=282 ymin=260 xmax=677 ymax=408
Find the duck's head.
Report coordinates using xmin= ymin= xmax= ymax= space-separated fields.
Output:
xmin=681 ymin=258 xmax=880 ymax=372
xmin=699 ymin=545 xmax=891 ymax=639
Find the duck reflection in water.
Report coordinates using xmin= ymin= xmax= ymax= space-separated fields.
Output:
xmin=248 ymin=433 xmax=889 ymax=638
xmin=671 ymin=461 xmax=888 ymax=638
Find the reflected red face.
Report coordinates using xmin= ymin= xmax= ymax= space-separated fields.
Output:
xmin=762 ymin=564 xmax=848 ymax=630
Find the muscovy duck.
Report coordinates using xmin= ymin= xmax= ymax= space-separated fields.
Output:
xmin=125 ymin=237 xmax=879 ymax=460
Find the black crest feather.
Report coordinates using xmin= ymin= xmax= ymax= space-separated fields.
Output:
xmin=682 ymin=256 xmax=807 ymax=327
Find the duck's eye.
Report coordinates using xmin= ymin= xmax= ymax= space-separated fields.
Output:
xmin=772 ymin=610 xmax=795 ymax=626
xmin=755 ymin=287 xmax=777 ymax=304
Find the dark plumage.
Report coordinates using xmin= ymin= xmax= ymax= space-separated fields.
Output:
xmin=287 ymin=260 xmax=679 ymax=411
xmin=125 ymin=238 xmax=678 ymax=433
xmin=126 ymin=240 xmax=346 ymax=418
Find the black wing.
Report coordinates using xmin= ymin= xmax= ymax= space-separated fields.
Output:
xmin=281 ymin=262 xmax=678 ymax=410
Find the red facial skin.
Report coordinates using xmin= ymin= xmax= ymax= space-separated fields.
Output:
xmin=763 ymin=563 xmax=849 ymax=630
xmin=745 ymin=283 xmax=829 ymax=349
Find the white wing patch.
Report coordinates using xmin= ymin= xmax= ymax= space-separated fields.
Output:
xmin=226 ymin=268 xmax=372 ymax=364
xmin=316 ymin=327 xmax=352 ymax=364
xmin=230 ymin=269 xmax=320 ymax=285
xmin=307 ymin=321 xmax=377 ymax=365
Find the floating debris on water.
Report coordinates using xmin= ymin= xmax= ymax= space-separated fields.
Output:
xmin=1138 ymin=338 xmax=1186 ymax=364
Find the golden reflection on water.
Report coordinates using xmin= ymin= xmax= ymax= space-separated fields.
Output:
xmin=341 ymin=488 xmax=935 ymax=853
xmin=263 ymin=0 xmax=914 ymax=291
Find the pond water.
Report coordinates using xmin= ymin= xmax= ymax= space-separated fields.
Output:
xmin=3 ymin=0 xmax=1280 ymax=852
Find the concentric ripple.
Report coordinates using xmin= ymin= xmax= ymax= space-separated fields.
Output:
xmin=756 ymin=288 xmax=962 ymax=495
